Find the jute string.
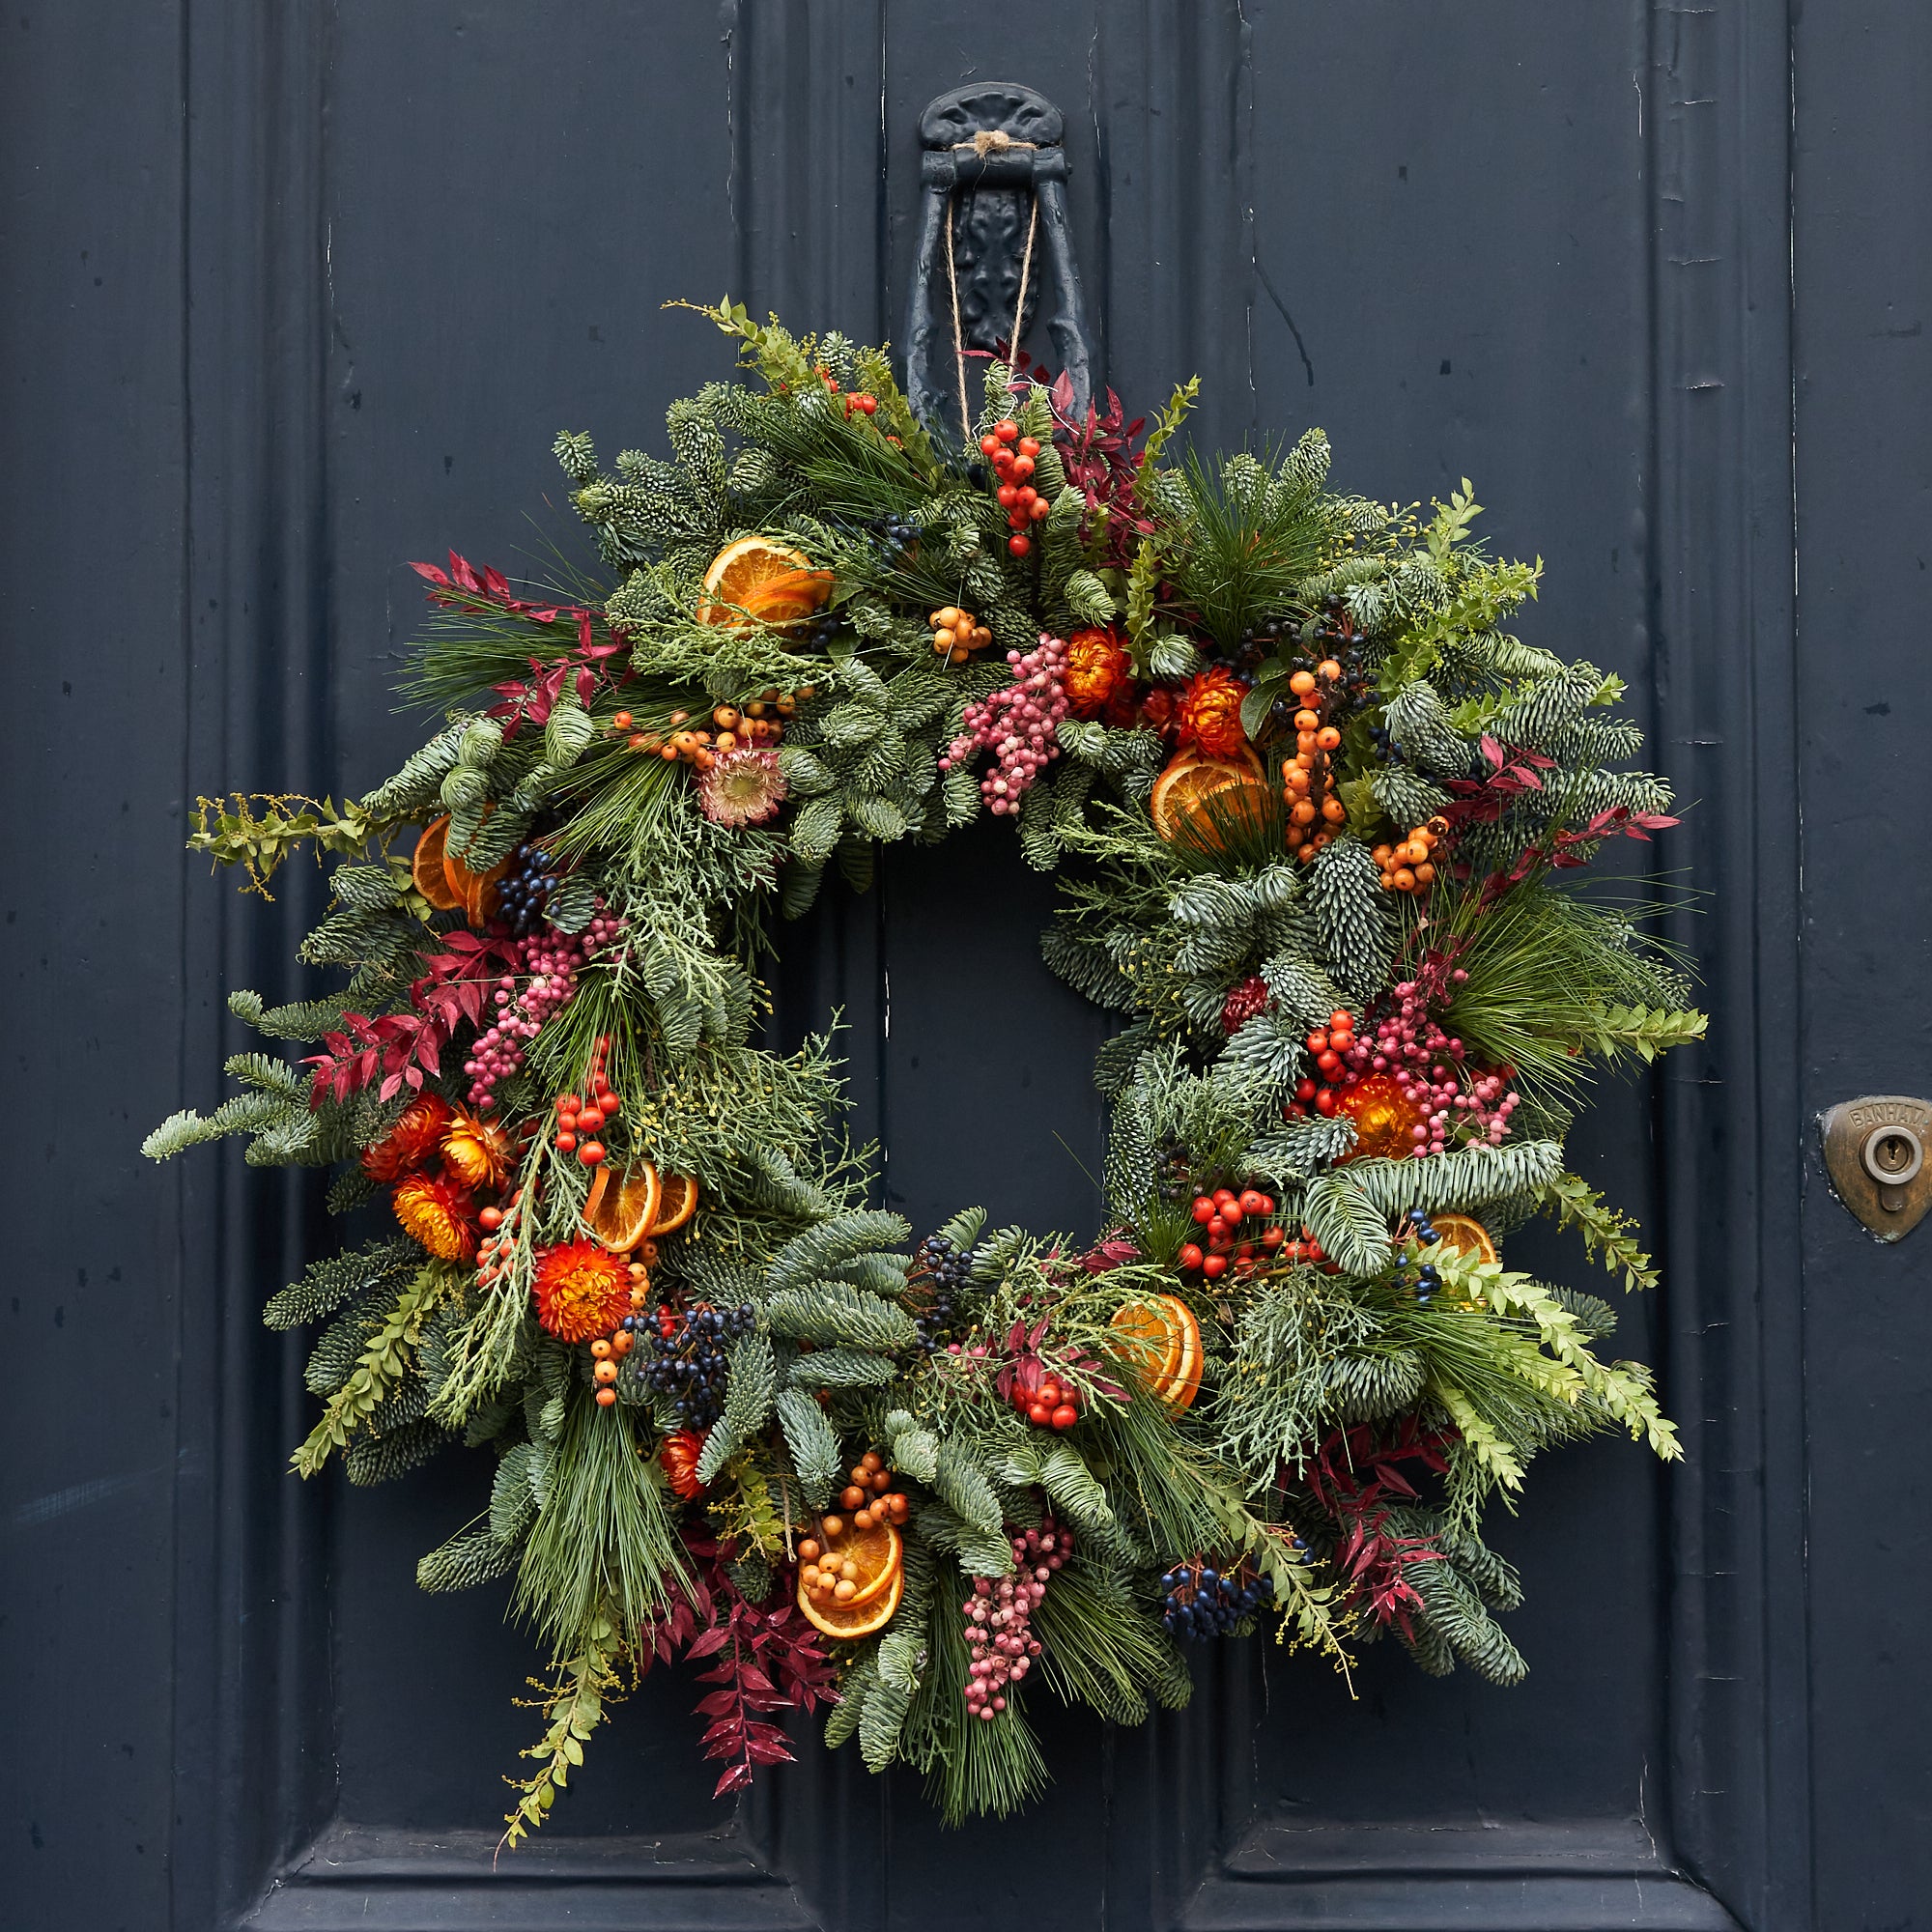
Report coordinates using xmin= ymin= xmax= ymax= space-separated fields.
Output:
xmin=944 ymin=129 xmax=1040 ymax=445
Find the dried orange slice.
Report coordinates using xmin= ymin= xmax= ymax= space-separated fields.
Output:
xmin=1424 ymin=1212 xmax=1498 ymax=1264
xmin=1174 ymin=772 xmax=1277 ymax=852
xmin=798 ymin=1561 xmax=903 ymax=1640
xmin=1109 ymin=1297 xmax=1185 ymax=1388
xmin=583 ymin=1162 xmax=662 ymax=1255
xmin=800 ymin=1561 xmax=904 ymax=1638
xmin=649 ymin=1173 xmax=700 ymax=1236
xmin=410 ymin=817 xmax=464 ymax=911
xmin=697 ymin=536 xmax=834 ymax=634
xmin=801 ymin=1516 xmax=903 ymax=1612
xmin=1152 ymin=1293 xmax=1204 ymax=1414
xmin=1150 ymin=748 xmax=1267 ymax=841
xmin=440 ymin=809 xmax=511 ymax=927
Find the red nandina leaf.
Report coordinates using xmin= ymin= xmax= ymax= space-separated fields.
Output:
xmin=684 ymin=1624 xmax=733 ymax=1660
xmin=713 ymin=1762 xmax=754 ymax=1800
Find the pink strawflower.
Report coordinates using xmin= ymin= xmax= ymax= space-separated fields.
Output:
xmin=697 ymin=748 xmax=787 ymax=828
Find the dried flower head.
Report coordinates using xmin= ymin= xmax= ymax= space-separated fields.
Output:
xmin=696 ymin=748 xmax=787 ymax=829
xmin=1138 ymin=686 xmax=1179 ymax=739
xmin=660 ymin=1429 xmax=708 ymax=1499
xmin=532 ymin=1237 xmax=631 ymax=1342
xmin=1063 ymin=625 xmax=1132 ymax=720
xmin=391 ymin=1168 xmax=479 ymax=1262
xmin=1176 ymin=668 xmax=1250 ymax=760
xmin=361 ymin=1092 xmax=456 ymax=1181
xmin=440 ymin=1107 xmax=513 ymax=1191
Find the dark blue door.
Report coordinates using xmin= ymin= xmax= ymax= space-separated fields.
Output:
xmin=3 ymin=6 xmax=1924 ymax=1929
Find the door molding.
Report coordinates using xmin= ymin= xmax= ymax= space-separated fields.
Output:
xmin=165 ymin=7 xmax=1805 ymax=1929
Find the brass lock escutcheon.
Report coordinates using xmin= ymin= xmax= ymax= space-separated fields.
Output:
xmin=1820 ymin=1094 xmax=1932 ymax=1240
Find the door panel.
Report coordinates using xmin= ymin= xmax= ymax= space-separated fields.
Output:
xmin=4 ymin=4 xmax=1927 ymax=1930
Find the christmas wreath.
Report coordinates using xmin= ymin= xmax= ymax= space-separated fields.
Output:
xmin=149 ymin=301 xmax=1703 ymax=1840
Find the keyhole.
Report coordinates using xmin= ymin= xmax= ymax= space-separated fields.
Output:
xmin=1874 ymin=1132 xmax=1915 ymax=1174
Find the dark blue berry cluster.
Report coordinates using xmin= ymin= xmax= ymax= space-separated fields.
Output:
xmin=1160 ymin=1560 xmax=1275 ymax=1641
xmin=631 ymin=1303 xmax=756 ymax=1429
xmin=1403 ymin=1208 xmax=1443 ymax=1304
xmin=910 ymin=1233 xmax=975 ymax=1351
xmin=497 ymin=839 xmax=562 ymax=936
xmin=865 ymin=512 xmax=922 ymax=565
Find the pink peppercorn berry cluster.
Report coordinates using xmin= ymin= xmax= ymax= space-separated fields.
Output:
xmin=463 ymin=908 xmax=626 ymax=1111
xmin=962 ymin=1520 xmax=1071 ymax=1720
xmin=939 ymin=634 xmax=1070 ymax=816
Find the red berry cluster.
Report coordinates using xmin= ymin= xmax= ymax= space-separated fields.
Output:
xmin=552 ymin=1034 xmax=622 ymax=1167
xmin=978 ymin=417 xmax=1049 ymax=556
xmin=475 ymin=1187 xmax=524 ymax=1277
xmin=1290 ymin=1007 xmax=1359 ymax=1118
xmin=1178 ymin=1185 xmax=1288 ymax=1280
xmin=1009 ymin=1368 xmax=1081 ymax=1433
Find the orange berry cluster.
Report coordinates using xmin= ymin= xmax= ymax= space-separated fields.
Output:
xmin=592 ymin=1264 xmax=656 ymax=1407
xmin=553 ymin=1035 xmax=621 ymax=1167
xmin=833 ymin=1454 xmax=910 ymax=1529
xmin=928 ymin=604 xmax=994 ymax=665
xmin=1372 ymin=816 xmax=1450 ymax=895
xmin=977 ymin=417 xmax=1049 ymax=556
xmin=1279 ymin=660 xmax=1350 ymax=860
xmin=587 ymin=1321 xmax=636 ymax=1401
xmin=614 ymin=692 xmax=801 ymax=769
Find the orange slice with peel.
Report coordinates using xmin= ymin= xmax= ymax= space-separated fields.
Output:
xmin=798 ymin=1561 xmax=903 ymax=1640
xmin=649 ymin=1173 xmax=700 ymax=1236
xmin=583 ymin=1162 xmax=662 ymax=1255
xmin=411 ymin=817 xmax=464 ymax=911
xmin=1109 ymin=1293 xmax=1202 ymax=1412
xmin=1159 ymin=1311 xmax=1204 ymax=1414
xmin=697 ymin=535 xmax=834 ymax=634
xmin=801 ymin=1516 xmax=903 ymax=1612
xmin=1151 ymin=1293 xmax=1204 ymax=1413
xmin=1423 ymin=1212 xmax=1498 ymax=1264
xmin=1109 ymin=1297 xmax=1185 ymax=1388
xmin=1151 ymin=748 xmax=1267 ymax=842
xmin=440 ymin=807 xmax=510 ymax=927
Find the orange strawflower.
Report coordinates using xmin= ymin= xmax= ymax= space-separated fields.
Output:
xmin=440 ymin=1108 xmax=513 ymax=1191
xmin=392 ymin=1168 xmax=480 ymax=1262
xmin=1176 ymin=668 xmax=1250 ymax=759
xmin=532 ymin=1238 xmax=631 ymax=1343
xmin=660 ymin=1429 xmax=707 ymax=1499
xmin=1063 ymin=626 xmax=1132 ymax=720
xmin=361 ymin=1092 xmax=455 ymax=1181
